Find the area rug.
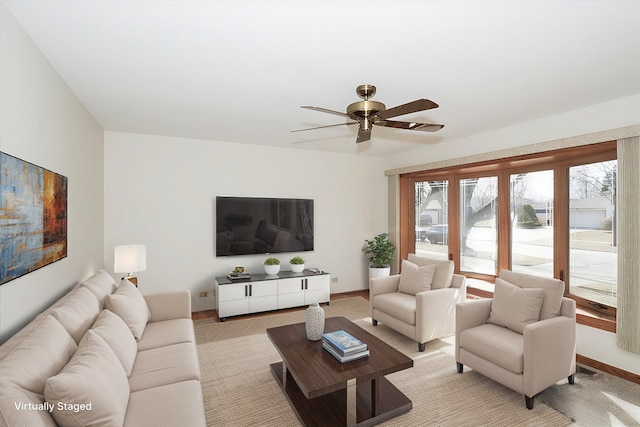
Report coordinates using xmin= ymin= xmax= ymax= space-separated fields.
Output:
xmin=195 ymin=297 xmax=571 ymax=426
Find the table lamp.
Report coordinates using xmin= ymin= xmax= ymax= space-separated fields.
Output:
xmin=114 ymin=244 xmax=146 ymax=286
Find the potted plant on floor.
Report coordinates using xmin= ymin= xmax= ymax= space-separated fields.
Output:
xmin=363 ymin=233 xmax=395 ymax=279
xmin=290 ymin=256 xmax=305 ymax=273
xmin=264 ymin=257 xmax=281 ymax=275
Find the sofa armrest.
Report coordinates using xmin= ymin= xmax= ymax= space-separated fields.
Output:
xmin=523 ymin=315 xmax=576 ymax=397
xmin=144 ymin=290 xmax=192 ymax=322
xmin=455 ymin=299 xmax=492 ymax=335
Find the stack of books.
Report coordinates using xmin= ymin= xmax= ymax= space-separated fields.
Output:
xmin=322 ymin=330 xmax=369 ymax=363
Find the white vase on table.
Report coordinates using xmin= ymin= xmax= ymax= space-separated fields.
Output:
xmin=305 ymin=303 xmax=325 ymax=341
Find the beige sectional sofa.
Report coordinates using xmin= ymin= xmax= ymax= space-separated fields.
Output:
xmin=0 ymin=270 xmax=206 ymax=427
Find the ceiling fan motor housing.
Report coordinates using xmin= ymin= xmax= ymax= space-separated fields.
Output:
xmin=346 ymin=100 xmax=386 ymax=121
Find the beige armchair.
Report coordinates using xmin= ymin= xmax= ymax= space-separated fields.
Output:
xmin=370 ymin=254 xmax=467 ymax=352
xmin=455 ymin=269 xmax=576 ymax=409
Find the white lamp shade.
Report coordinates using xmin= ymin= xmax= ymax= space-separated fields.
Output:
xmin=114 ymin=245 xmax=147 ymax=274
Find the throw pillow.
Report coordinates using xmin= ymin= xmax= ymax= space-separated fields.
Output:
xmin=407 ymin=254 xmax=454 ymax=289
xmin=498 ymin=269 xmax=565 ymax=319
xmin=90 ymin=309 xmax=137 ymax=376
xmin=488 ymin=278 xmax=545 ymax=334
xmin=45 ymin=330 xmax=129 ymax=427
xmin=105 ymin=279 xmax=151 ymax=340
xmin=398 ymin=260 xmax=436 ymax=295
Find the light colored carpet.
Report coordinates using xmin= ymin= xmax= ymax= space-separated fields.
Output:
xmin=195 ymin=297 xmax=571 ymax=426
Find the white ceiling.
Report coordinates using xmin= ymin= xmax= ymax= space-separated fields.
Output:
xmin=4 ymin=0 xmax=640 ymax=156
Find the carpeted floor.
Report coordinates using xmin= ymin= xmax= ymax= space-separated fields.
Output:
xmin=195 ymin=297 xmax=577 ymax=426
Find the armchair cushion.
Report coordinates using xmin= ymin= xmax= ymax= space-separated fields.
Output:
xmin=488 ymin=278 xmax=544 ymax=334
xmin=407 ymin=254 xmax=454 ymax=289
xmin=459 ymin=323 xmax=524 ymax=373
xmin=372 ymin=292 xmax=416 ymax=325
xmin=398 ymin=260 xmax=436 ymax=295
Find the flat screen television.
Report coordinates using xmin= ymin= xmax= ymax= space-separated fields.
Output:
xmin=216 ymin=196 xmax=314 ymax=257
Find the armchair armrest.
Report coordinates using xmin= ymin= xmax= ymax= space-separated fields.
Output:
xmin=369 ymin=275 xmax=400 ymax=298
xmin=451 ymin=273 xmax=467 ymax=290
xmin=523 ymin=315 xmax=576 ymax=397
xmin=415 ymin=288 xmax=461 ymax=342
xmin=144 ymin=290 xmax=192 ymax=322
xmin=455 ymin=299 xmax=492 ymax=335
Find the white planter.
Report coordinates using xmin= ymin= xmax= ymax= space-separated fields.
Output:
xmin=291 ymin=263 xmax=305 ymax=273
xmin=264 ymin=264 xmax=280 ymax=275
xmin=369 ymin=266 xmax=391 ymax=280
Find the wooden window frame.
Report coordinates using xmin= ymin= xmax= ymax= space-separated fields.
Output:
xmin=399 ymin=141 xmax=617 ymax=331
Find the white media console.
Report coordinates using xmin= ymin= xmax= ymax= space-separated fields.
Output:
xmin=214 ymin=271 xmax=330 ymax=321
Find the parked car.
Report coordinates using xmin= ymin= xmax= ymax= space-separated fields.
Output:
xmin=426 ymin=224 xmax=448 ymax=245
xmin=419 ymin=212 xmax=433 ymax=226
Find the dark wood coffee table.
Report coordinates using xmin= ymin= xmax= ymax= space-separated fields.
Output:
xmin=266 ymin=316 xmax=413 ymax=426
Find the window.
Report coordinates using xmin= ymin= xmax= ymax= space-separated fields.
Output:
xmin=400 ymin=141 xmax=617 ymax=317
xmin=414 ymin=180 xmax=449 ymax=260
xmin=568 ymin=160 xmax=617 ymax=308
xmin=460 ymin=177 xmax=498 ymax=275
xmin=510 ymin=170 xmax=554 ymax=278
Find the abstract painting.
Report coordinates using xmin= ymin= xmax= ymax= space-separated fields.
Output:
xmin=0 ymin=152 xmax=67 ymax=285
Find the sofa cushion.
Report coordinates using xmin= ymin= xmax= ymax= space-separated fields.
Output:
xmin=398 ymin=260 xmax=435 ymax=295
xmin=0 ymin=315 xmax=77 ymax=395
xmin=372 ymin=292 xmax=416 ymax=325
xmin=45 ymin=330 xmax=129 ymax=427
xmin=0 ymin=381 xmax=58 ymax=427
xmin=50 ymin=286 xmax=101 ymax=344
xmin=80 ymin=269 xmax=117 ymax=308
xmin=137 ymin=318 xmax=196 ymax=351
xmin=128 ymin=342 xmax=201 ymax=392
xmin=407 ymin=254 xmax=454 ymax=289
xmin=106 ymin=279 xmax=151 ymax=340
xmin=125 ymin=380 xmax=206 ymax=427
xmin=459 ymin=323 xmax=525 ymax=374
xmin=488 ymin=278 xmax=544 ymax=334
xmin=499 ymin=269 xmax=565 ymax=320
xmin=91 ymin=309 xmax=137 ymax=376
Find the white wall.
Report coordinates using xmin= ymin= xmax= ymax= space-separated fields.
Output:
xmin=104 ymin=132 xmax=387 ymax=311
xmin=0 ymin=5 xmax=104 ymax=342
xmin=384 ymin=94 xmax=640 ymax=171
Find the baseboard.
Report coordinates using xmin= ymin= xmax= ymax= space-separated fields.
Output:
xmin=577 ymin=354 xmax=640 ymax=385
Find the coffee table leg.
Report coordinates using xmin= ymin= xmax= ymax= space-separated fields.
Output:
xmin=346 ymin=378 xmax=356 ymax=426
xmin=372 ymin=378 xmax=380 ymax=416
xmin=282 ymin=363 xmax=287 ymax=391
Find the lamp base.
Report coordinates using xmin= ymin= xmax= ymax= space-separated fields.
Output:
xmin=121 ymin=276 xmax=138 ymax=286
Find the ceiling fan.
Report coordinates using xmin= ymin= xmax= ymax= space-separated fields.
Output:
xmin=292 ymin=84 xmax=444 ymax=144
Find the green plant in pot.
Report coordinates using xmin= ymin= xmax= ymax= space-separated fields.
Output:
xmin=363 ymin=233 xmax=395 ymax=279
xmin=264 ymin=257 xmax=281 ymax=275
xmin=290 ymin=256 xmax=305 ymax=273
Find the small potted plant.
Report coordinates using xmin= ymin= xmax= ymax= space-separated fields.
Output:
xmin=290 ymin=256 xmax=305 ymax=273
xmin=363 ymin=233 xmax=396 ymax=279
xmin=264 ymin=257 xmax=281 ymax=275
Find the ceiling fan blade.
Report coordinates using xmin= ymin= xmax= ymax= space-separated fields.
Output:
xmin=376 ymin=119 xmax=444 ymax=132
xmin=375 ymin=99 xmax=439 ymax=120
xmin=301 ymin=106 xmax=351 ymax=119
xmin=291 ymin=121 xmax=358 ymax=133
xmin=356 ymin=127 xmax=371 ymax=143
